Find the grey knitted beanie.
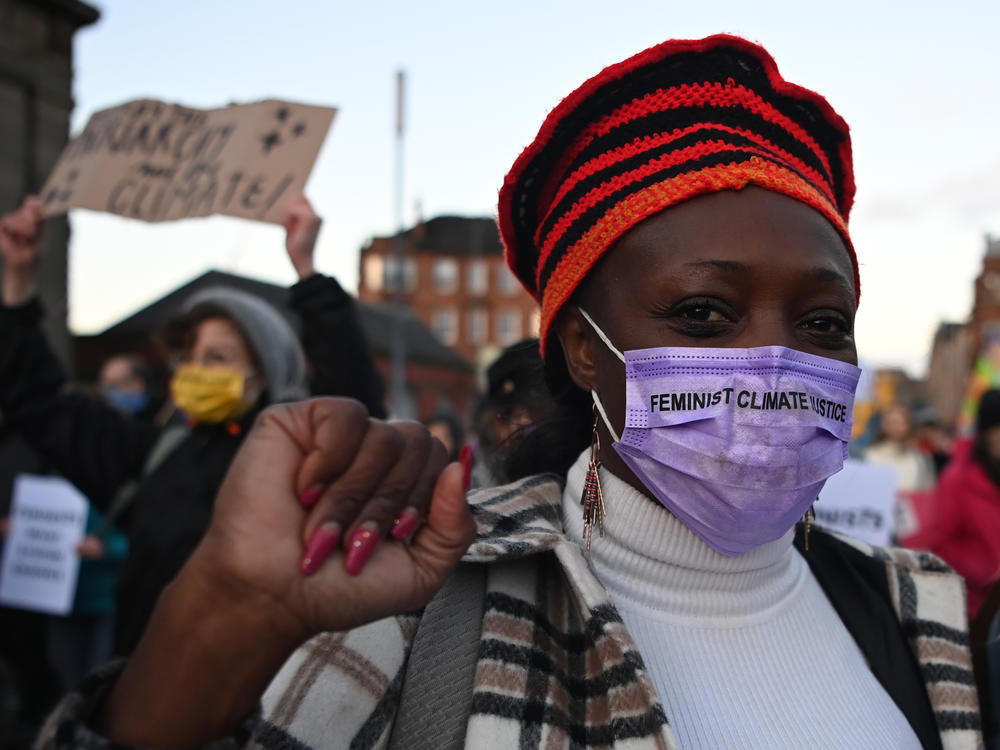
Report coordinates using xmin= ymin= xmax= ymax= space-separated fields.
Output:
xmin=181 ymin=287 xmax=308 ymax=403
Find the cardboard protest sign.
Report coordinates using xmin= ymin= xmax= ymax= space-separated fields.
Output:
xmin=39 ymin=98 xmax=336 ymax=225
xmin=0 ymin=474 xmax=88 ymax=615
xmin=815 ymin=459 xmax=897 ymax=546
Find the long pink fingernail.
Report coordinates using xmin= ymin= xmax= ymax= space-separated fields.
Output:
xmin=300 ymin=523 xmax=340 ymax=576
xmin=344 ymin=522 xmax=379 ymax=576
xmin=391 ymin=507 xmax=420 ymax=541
xmin=459 ymin=445 xmax=474 ymax=493
xmin=298 ymin=485 xmax=323 ymax=508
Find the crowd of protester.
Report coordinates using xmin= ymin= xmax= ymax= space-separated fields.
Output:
xmin=844 ymin=394 xmax=1000 ymax=747
xmin=0 ymin=193 xmax=388 ymax=745
xmin=851 ymin=396 xmax=1000 ymax=623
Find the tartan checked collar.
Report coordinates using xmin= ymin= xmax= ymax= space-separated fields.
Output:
xmin=465 ymin=474 xmax=567 ymax=563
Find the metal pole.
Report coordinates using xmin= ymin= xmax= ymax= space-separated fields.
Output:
xmin=389 ymin=69 xmax=410 ymax=418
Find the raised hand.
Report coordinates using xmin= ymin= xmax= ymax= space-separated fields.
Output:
xmin=76 ymin=535 xmax=106 ymax=560
xmin=197 ymin=397 xmax=475 ymax=637
xmin=0 ymin=196 xmax=44 ymax=305
xmin=282 ymin=193 xmax=321 ymax=280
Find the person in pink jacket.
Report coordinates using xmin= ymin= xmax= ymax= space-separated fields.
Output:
xmin=903 ymin=388 xmax=1000 ymax=616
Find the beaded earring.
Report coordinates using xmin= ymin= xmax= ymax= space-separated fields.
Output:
xmin=803 ymin=505 xmax=816 ymax=551
xmin=582 ymin=403 xmax=607 ymax=554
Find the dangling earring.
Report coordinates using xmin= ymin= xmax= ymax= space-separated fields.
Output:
xmin=803 ymin=504 xmax=816 ymax=551
xmin=582 ymin=403 xmax=607 ymax=554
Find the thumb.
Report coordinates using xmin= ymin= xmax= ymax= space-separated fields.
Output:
xmin=409 ymin=462 xmax=476 ymax=579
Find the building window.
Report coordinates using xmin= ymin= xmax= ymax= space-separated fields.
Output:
xmin=363 ymin=255 xmax=384 ymax=292
xmin=467 ymin=308 xmax=488 ymax=346
xmin=467 ymin=260 xmax=489 ymax=295
xmin=433 ymin=259 xmax=458 ymax=295
xmin=384 ymin=256 xmax=416 ymax=293
xmin=496 ymin=265 xmax=521 ymax=296
xmin=496 ymin=308 xmax=522 ymax=346
xmin=432 ymin=307 xmax=458 ymax=346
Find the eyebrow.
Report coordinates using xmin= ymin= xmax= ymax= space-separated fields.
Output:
xmin=683 ymin=260 xmax=853 ymax=288
xmin=683 ymin=260 xmax=747 ymax=273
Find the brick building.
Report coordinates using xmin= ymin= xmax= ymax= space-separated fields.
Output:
xmin=969 ymin=234 xmax=1000 ymax=360
xmin=358 ymin=216 xmax=539 ymax=368
xmin=0 ymin=0 xmax=99 ymax=370
xmin=925 ymin=322 xmax=972 ymax=427
xmin=919 ymin=235 xmax=1000 ymax=428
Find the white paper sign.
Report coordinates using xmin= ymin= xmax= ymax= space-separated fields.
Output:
xmin=814 ymin=459 xmax=897 ymax=547
xmin=0 ymin=475 xmax=88 ymax=615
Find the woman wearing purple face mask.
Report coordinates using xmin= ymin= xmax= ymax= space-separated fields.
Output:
xmin=37 ymin=36 xmax=981 ymax=750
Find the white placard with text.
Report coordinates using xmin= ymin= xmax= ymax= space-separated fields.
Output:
xmin=0 ymin=475 xmax=88 ymax=615
xmin=815 ymin=459 xmax=897 ymax=547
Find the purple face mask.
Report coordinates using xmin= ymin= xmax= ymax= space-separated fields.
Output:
xmin=580 ymin=309 xmax=861 ymax=556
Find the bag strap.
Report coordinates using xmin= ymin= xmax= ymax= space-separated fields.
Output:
xmin=389 ymin=562 xmax=486 ymax=750
xmin=95 ymin=425 xmax=188 ymax=536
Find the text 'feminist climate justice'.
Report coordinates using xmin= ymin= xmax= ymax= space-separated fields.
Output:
xmin=649 ymin=389 xmax=848 ymax=422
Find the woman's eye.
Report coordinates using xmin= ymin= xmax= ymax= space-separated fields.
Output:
xmin=656 ymin=298 xmax=735 ymax=338
xmin=800 ymin=312 xmax=852 ymax=335
xmin=666 ymin=298 xmax=732 ymax=323
xmin=679 ymin=305 xmax=727 ymax=322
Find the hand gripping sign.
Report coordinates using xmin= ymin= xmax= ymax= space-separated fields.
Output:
xmin=39 ymin=98 xmax=336 ymax=225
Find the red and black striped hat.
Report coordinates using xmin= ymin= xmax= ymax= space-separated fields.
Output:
xmin=498 ymin=34 xmax=857 ymax=355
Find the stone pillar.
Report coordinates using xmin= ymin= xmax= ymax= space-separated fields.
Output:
xmin=0 ymin=0 xmax=99 ymax=371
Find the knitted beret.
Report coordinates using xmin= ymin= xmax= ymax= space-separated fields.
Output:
xmin=498 ymin=34 xmax=857 ymax=355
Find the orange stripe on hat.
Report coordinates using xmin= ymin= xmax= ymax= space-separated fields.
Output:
xmin=537 ymin=158 xmax=851 ymax=352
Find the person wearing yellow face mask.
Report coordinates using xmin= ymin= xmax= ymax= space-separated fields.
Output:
xmin=163 ymin=288 xmax=306 ymax=426
xmin=0 ymin=194 xmax=386 ymax=657
xmin=170 ymin=363 xmax=257 ymax=425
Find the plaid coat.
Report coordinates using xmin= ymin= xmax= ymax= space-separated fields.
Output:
xmin=40 ymin=474 xmax=983 ymax=750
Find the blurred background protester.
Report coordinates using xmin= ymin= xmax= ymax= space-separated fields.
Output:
xmin=863 ymin=403 xmax=936 ymax=493
xmin=45 ymin=505 xmax=128 ymax=694
xmin=0 ymin=427 xmax=61 ymax=750
xmin=3 ymin=352 xmax=156 ymax=708
xmin=0 ymin=193 xmax=386 ymax=657
xmin=902 ymin=388 xmax=1000 ymax=617
xmin=912 ymin=405 xmax=955 ymax=477
xmin=96 ymin=353 xmax=165 ymax=423
xmin=424 ymin=409 xmax=465 ymax=462
xmin=470 ymin=338 xmax=555 ymax=487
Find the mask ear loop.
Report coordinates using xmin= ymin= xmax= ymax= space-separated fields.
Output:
xmin=577 ymin=308 xmax=625 ymax=363
xmin=591 ymin=391 xmax=620 ymax=444
xmin=576 ymin=307 xmax=623 ymax=444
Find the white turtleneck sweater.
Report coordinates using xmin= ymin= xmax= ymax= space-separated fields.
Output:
xmin=562 ymin=452 xmax=922 ymax=749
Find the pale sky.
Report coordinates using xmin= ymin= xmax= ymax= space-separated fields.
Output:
xmin=64 ymin=0 xmax=1000 ymax=377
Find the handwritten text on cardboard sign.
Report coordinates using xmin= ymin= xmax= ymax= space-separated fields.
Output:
xmin=40 ymin=98 xmax=336 ymax=225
